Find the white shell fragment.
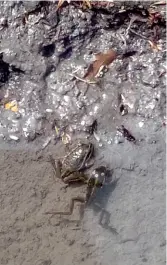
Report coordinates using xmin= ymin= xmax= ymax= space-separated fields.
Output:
xmin=42 ymin=137 xmax=52 ymax=149
xmin=93 ymin=132 xmax=100 ymax=142
xmin=46 ymin=109 xmax=53 ymax=113
xmin=61 ymin=132 xmax=71 ymax=144
xmin=9 ymin=135 xmax=19 ymax=141
xmin=138 ymin=121 xmax=144 ymax=128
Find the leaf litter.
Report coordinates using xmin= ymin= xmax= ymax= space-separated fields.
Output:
xmin=70 ymin=49 xmax=117 ymax=84
xmin=83 ymin=49 xmax=117 ymax=82
xmin=56 ymin=0 xmax=91 ymax=11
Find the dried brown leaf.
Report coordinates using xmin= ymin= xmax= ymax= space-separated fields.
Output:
xmin=84 ymin=49 xmax=117 ymax=81
xmin=56 ymin=0 xmax=91 ymax=11
xmin=56 ymin=0 xmax=65 ymax=11
xmin=148 ymin=40 xmax=162 ymax=51
xmin=151 ymin=1 xmax=166 ymax=6
xmin=83 ymin=0 xmax=91 ymax=9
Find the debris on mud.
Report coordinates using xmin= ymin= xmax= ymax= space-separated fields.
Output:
xmin=4 ymin=100 xmax=18 ymax=112
xmin=0 ymin=1 xmax=165 ymax=145
xmin=116 ymin=125 xmax=136 ymax=143
xmin=83 ymin=49 xmax=117 ymax=82
xmin=88 ymin=119 xmax=98 ymax=135
xmin=56 ymin=0 xmax=92 ymax=11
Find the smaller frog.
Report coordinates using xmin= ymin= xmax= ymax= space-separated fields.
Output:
xmin=85 ymin=166 xmax=109 ymax=203
xmin=45 ymin=165 xmax=109 ymax=218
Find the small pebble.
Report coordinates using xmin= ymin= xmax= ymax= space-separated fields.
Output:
xmin=81 ymin=120 xmax=85 ymax=126
xmin=46 ymin=109 xmax=53 ymax=113
xmin=9 ymin=135 xmax=19 ymax=141
xmin=160 ymin=240 xmax=166 ymax=247
xmin=68 ymin=239 xmax=75 ymax=246
xmin=142 ymin=258 xmax=147 ymax=262
xmin=114 ymin=136 xmax=124 ymax=144
xmin=138 ymin=121 xmax=144 ymax=128
xmin=102 ymin=93 xmax=107 ymax=100
xmin=42 ymin=137 xmax=51 ymax=149
xmin=152 ymin=140 xmax=156 ymax=144
xmin=94 ymin=132 xmax=100 ymax=142
xmin=0 ymin=17 xmax=7 ymax=27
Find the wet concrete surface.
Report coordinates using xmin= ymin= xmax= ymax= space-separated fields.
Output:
xmin=0 ymin=1 xmax=166 ymax=265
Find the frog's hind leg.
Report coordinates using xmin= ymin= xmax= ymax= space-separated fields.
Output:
xmin=45 ymin=196 xmax=85 ymax=217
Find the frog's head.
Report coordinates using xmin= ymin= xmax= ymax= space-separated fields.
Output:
xmin=94 ymin=166 xmax=108 ymax=186
xmin=86 ymin=166 xmax=113 ymax=204
xmin=85 ymin=166 xmax=108 ymax=204
xmin=87 ymin=166 xmax=110 ymax=188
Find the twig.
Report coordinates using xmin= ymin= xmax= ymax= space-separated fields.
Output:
xmin=118 ymin=33 xmax=127 ymax=47
xmin=151 ymin=1 xmax=166 ymax=6
xmin=69 ymin=73 xmax=97 ymax=84
xmin=126 ymin=14 xmax=148 ymax=36
xmin=130 ymin=29 xmax=148 ymax=40
xmin=125 ymin=15 xmax=137 ymax=36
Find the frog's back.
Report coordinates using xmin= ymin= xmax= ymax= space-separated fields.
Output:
xmin=64 ymin=142 xmax=91 ymax=170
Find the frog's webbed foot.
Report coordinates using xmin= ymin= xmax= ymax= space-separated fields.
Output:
xmin=45 ymin=196 xmax=85 ymax=218
xmin=92 ymin=202 xmax=118 ymax=235
xmin=99 ymin=208 xmax=118 ymax=235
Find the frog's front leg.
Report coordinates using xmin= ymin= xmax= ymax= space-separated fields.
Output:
xmin=45 ymin=196 xmax=85 ymax=217
xmin=49 ymin=155 xmax=62 ymax=179
xmin=85 ymin=184 xmax=96 ymax=205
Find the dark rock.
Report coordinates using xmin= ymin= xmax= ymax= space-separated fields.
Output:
xmin=0 ymin=55 xmax=10 ymax=84
xmin=39 ymin=43 xmax=55 ymax=57
xmin=23 ymin=1 xmax=41 ymax=13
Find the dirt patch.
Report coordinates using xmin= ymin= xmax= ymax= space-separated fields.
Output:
xmin=0 ymin=148 xmax=98 ymax=265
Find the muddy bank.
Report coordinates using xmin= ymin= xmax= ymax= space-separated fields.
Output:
xmin=0 ymin=1 xmax=166 ymax=144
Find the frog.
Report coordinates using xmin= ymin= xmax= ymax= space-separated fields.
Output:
xmin=49 ymin=140 xmax=94 ymax=184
